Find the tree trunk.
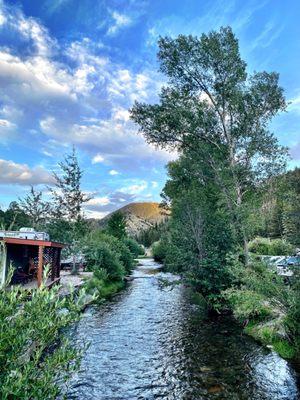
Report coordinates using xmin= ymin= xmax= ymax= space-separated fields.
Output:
xmin=71 ymin=253 xmax=78 ymax=275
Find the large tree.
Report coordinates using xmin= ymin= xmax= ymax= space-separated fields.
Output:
xmin=130 ymin=26 xmax=287 ymax=263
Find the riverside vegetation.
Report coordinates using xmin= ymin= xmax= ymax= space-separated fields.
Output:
xmin=131 ymin=27 xmax=300 ymax=361
xmin=0 ymin=151 xmax=144 ymax=399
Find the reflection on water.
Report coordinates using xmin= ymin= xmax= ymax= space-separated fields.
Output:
xmin=66 ymin=259 xmax=300 ymax=399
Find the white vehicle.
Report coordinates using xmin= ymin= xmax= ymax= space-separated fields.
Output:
xmin=0 ymin=228 xmax=50 ymax=241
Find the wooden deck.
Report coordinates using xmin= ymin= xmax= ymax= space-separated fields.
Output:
xmin=10 ymin=271 xmax=93 ymax=295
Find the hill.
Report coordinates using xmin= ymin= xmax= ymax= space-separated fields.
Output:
xmin=90 ymin=202 xmax=169 ymax=236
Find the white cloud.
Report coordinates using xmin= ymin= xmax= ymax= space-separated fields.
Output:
xmin=0 ymin=118 xmax=16 ymax=143
xmin=39 ymin=114 xmax=175 ymax=170
xmin=0 ymin=51 xmax=77 ymax=105
xmin=92 ymin=154 xmax=105 ymax=164
xmin=87 ymin=196 xmax=111 ymax=207
xmin=288 ymin=95 xmax=300 ymax=115
xmin=0 ymin=119 xmax=15 ymax=129
xmin=85 ymin=210 xmax=109 ymax=219
xmin=17 ymin=14 xmax=54 ymax=57
xmin=151 ymin=181 xmax=158 ymax=188
xmin=0 ymin=9 xmax=6 ymax=25
xmin=107 ymin=11 xmax=132 ymax=36
xmin=0 ymin=159 xmax=53 ymax=185
xmin=45 ymin=0 xmax=71 ymax=15
xmin=290 ymin=141 xmax=300 ymax=160
xmin=119 ymin=180 xmax=148 ymax=195
xmin=113 ymin=108 xmax=130 ymax=122
xmin=109 ymin=169 xmax=119 ymax=175
xmin=0 ymin=3 xmax=174 ymax=182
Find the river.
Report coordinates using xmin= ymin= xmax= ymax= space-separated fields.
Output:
xmin=66 ymin=258 xmax=300 ymax=399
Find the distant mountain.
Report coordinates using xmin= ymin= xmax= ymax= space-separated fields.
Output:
xmin=89 ymin=202 xmax=169 ymax=236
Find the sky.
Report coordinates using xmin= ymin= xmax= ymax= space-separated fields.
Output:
xmin=0 ymin=0 xmax=300 ymax=219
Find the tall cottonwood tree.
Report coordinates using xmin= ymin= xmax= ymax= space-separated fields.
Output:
xmin=131 ymin=26 xmax=287 ymax=263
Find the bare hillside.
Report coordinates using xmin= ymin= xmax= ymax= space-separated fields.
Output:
xmin=91 ymin=202 xmax=169 ymax=236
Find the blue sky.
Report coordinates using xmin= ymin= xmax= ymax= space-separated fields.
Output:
xmin=0 ymin=0 xmax=299 ymax=218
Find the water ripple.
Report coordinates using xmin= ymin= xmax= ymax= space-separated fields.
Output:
xmin=65 ymin=258 xmax=299 ymax=399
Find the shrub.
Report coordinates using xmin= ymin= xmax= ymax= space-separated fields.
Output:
xmin=152 ymin=240 xmax=169 ymax=262
xmin=123 ymin=237 xmax=145 ymax=257
xmin=84 ymin=273 xmax=124 ymax=301
xmin=249 ymin=237 xmax=272 ymax=255
xmin=84 ymin=230 xmax=136 ymax=277
xmin=99 ymin=234 xmax=134 ymax=274
xmin=269 ymin=238 xmax=295 ymax=255
xmin=249 ymin=237 xmax=294 ymax=255
xmin=224 ymin=288 xmax=272 ymax=321
xmin=0 ymin=270 xmax=82 ymax=399
xmin=84 ymin=241 xmax=125 ymax=280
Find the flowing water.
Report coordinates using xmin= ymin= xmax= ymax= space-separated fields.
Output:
xmin=66 ymin=258 xmax=300 ymax=399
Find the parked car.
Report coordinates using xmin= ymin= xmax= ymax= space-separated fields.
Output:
xmin=61 ymin=253 xmax=86 ymax=270
xmin=276 ymin=256 xmax=300 ymax=277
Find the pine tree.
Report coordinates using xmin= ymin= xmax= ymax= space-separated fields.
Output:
xmin=107 ymin=211 xmax=127 ymax=239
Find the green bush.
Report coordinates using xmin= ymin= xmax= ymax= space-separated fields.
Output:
xmin=99 ymin=234 xmax=134 ymax=274
xmin=84 ymin=230 xmax=136 ymax=277
xmin=249 ymin=237 xmax=294 ymax=255
xmin=152 ymin=240 xmax=169 ymax=262
xmin=84 ymin=241 xmax=125 ymax=280
xmin=270 ymin=238 xmax=295 ymax=255
xmin=123 ymin=237 xmax=145 ymax=257
xmin=285 ymin=272 xmax=300 ymax=359
xmin=224 ymin=288 xmax=272 ymax=321
xmin=0 ymin=270 xmax=82 ymax=399
xmin=84 ymin=274 xmax=124 ymax=300
xmin=249 ymin=237 xmax=271 ymax=255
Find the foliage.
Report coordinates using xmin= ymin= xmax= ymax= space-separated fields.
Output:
xmin=0 ymin=269 xmax=83 ymax=399
xmin=256 ymin=168 xmax=300 ymax=245
xmin=123 ymin=237 xmax=144 ymax=257
xmin=223 ymin=258 xmax=300 ymax=359
xmin=107 ymin=211 xmax=127 ymax=239
xmin=248 ymin=237 xmax=295 ymax=256
xmin=84 ymin=240 xmax=125 ymax=281
xmin=152 ymin=239 xmax=169 ymax=262
xmin=50 ymin=147 xmax=90 ymax=222
xmin=150 ymin=156 xmax=235 ymax=307
xmin=0 ymin=201 xmax=30 ymax=230
xmin=18 ymin=187 xmax=51 ymax=230
xmin=131 ymin=26 xmax=287 ymax=263
xmin=284 ymin=270 xmax=300 ymax=358
xmin=225 ymin=289 xmax=272 ymax=320
xmin=49 ymin=148 xmax=90 ymax=273
xmin=84 ymin=229 xmax=137 ymax=279
xmin=136 ymin=221 xmax=168 ymax=247
xmin=84 ymin=270 xmax=125 ymax=302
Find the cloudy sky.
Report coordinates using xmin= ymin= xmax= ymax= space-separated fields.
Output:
xmin=0 ymin=0 xmax=299 ymax=218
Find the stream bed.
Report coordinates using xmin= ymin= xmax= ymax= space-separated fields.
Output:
xmin=66 ymin=258 xmax=300 ymax=399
